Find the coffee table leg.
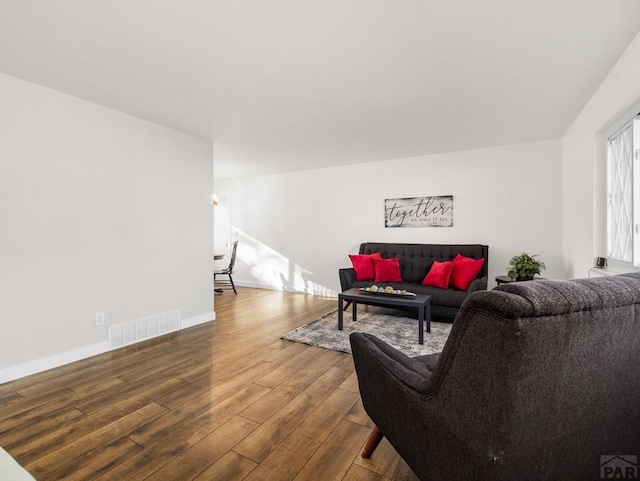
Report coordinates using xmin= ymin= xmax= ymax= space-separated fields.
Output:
xmin=418 ymin=307 xmax=424 ymax=345
xmin=352 ymin=301 xmax=357 ymax=322
xmin=426 ymin=301 xmax=431 ymax=333
xmin=338 ymin=295 xmax=344 ymax=330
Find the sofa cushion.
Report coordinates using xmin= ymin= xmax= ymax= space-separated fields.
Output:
xmin=349 ymin=252 xmax=382 ymax=281
xmin=449 ymin=254 xmax=485 ymax=290
xmin=374 ymin=257 xmax=403 ymax=283
xmin=421 ymin=260 xmax=453 ymax=289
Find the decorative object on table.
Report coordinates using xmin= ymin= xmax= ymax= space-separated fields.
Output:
xmin=214 ymin=240 xmax=238 ymax=294
xmin=596 ymin=256 xmax=607 ymax=268
xmin=360 ymin=285 xmax=416 ymax=296
xmin=384 ymin=196 xmax=453 ymax=228
xmin=281 ymin=309 xmax=451 ymax=357
xmin=507 ymin=252 xmax=545 ymax=281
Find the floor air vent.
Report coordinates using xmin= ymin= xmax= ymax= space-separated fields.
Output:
xmin=109 ymin=310 xmax=180 ymax=348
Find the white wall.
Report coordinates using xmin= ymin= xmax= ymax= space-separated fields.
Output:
xmin=562 ymin=31 xmax=640 ymax=279
xmin=215 ymin=140 xmax=563 ymax=296
xmin=0 ymin=73 xmax=214 ymax=381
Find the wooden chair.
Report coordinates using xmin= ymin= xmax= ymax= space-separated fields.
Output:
xmin=214 ymin=241 xmax=238 ymax=295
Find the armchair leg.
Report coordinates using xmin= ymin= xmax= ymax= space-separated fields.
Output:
xmin=362 ymin=425 xmax=384 ymax=458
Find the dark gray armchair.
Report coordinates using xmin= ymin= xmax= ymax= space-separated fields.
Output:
xmin=350 ymin=273 xmax=640 ymax=480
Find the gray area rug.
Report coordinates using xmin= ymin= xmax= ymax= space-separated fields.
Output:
xmin=282 ymin=309 xmax=452 ymax=357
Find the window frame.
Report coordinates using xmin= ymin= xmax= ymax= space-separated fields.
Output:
xmin=606 ymin=110 xmax=640 ymax=269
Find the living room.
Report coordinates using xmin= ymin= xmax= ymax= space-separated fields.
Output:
xmin=3 ymin=0 xmax=640 ymax=380
xmin=2 ymin=2 xmax=640 ymax=479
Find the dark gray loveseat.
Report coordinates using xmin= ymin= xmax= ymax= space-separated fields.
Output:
xmin=350 ymin=273 xmax=640 ymax=480
xmin=339 ymin=242 xmax=489 ymax=319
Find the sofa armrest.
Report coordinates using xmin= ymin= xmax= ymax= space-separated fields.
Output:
xmin=339 ymin=267 xmax=356 ymax=292
xmin=467 ymin=276 xmax=488 ymax=293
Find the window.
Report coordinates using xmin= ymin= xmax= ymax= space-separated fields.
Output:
xmin=607 ymin=114 xmax=640 ymax=265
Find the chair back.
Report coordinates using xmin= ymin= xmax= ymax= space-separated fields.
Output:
xmin=226 ymin=240 xmax=238 ymax=273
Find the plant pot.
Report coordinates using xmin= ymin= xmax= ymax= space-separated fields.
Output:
xmin=516 ymin=276 xmax=534 ymax=281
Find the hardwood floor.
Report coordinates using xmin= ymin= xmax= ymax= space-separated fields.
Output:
xmin=0 ymin=287 xmax=419 ymax=481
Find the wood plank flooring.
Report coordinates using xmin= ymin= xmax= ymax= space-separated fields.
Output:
xmin=0 ymin=287 xmax=419 ymax=481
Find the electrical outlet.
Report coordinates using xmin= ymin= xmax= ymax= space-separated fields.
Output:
xmin=95 ymin=312 xmax=105 ymax=326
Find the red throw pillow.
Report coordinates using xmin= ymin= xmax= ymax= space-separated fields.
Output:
xmin=349 ymin=252 xmax=382 ymax=281
xmin=449 ymin=254 xmax=485 ymax=290
xmin=422 ymin=260 xmax=454 ymax=289
xmin=373 ymin=257 xmax=403 ymax=283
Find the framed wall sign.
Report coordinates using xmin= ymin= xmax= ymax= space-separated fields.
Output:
xmin=384 ymin=196 xmax=454 ymax=228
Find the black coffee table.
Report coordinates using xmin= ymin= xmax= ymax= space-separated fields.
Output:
xmin=338 ymin=288 xmax=432 ymax=344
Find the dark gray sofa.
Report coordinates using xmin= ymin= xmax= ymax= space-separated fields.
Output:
xmin=350 ymin=273 xmax=640 ymax=481
xmin=339 ymin=242 xmax=489 ymax=319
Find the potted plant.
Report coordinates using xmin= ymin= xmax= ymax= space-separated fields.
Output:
xmin=507 ymin=253 xmax=545 ymax=281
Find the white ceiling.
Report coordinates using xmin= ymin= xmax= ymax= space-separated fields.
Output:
xmin=1 ymin=1 xmax=640 ymax=179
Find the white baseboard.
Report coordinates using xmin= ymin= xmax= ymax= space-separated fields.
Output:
xmin=234 ymin=280 xmax=274 ymax=290
xmin=0 ymin=341 xmax=110 ymax=386
xmin=0 ymin=311 xmax=216 ymax=386
xmin=181 ymin=311 xmax=215 ymax=329
xmin=236 ymin=281 xmax=338 ymax=297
